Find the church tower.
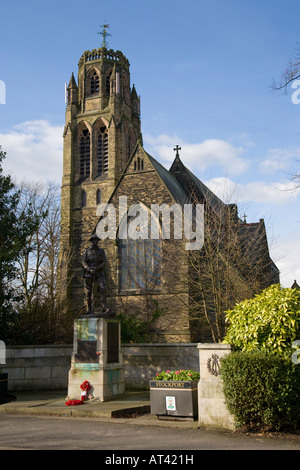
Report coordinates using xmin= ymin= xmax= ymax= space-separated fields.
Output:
xmin=60 ymin=31 xmax=142 ymax=315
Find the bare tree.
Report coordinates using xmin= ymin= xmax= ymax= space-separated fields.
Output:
xmin=14 ymin=180 xmax=66 ymax=342
xmin=16 ymin=181 xmax=59 ymax=308
xmin=271 ymin=43 xmax=300 ymax=186
xmin=182 ymin=190 xmax=278 ymax=343
xmin=271 ymin=43 xmax=300 ymax=92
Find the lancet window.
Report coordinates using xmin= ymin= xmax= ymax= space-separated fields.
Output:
xmin=90 ymin=71 xmax=99 ymax=95
xmin=97 ymin=126 xmax=108 ymax=174
xmin=79 ymin=129 xmax=90 ymax=177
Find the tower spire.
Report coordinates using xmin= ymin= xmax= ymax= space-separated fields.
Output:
xmin=98 ymin=23 xmax=112 ymax=48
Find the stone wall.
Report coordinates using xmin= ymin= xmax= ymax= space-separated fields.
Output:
xmin=122 ymin=343 xmax=199 ymax=389
xmin=3 ymin=343 xmax=199 ymax=391
xmin=4 ymin=345 xmax=73 ymax=391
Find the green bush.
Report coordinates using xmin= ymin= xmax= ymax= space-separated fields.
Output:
xmin=220 ymin=350 xmax=300 ymax=431
xmin=224 ymin=284 xmax=300 ymax=359
xmin=117 ymin=301 xmax=164 ymax=343
xmin=117 ymin=312 xmax=149 ymax=343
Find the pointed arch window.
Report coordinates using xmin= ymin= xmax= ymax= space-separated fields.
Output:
xmin=98 ymin=126 xmax=108 ymax=175
xmin=106 ymin=72 xmax=111 ymax=95
xmin=96 ymin=188 xmax=101 ymax=205
xmin=80 ymin=128 xmax=90 ymax=177
xmin=128 ymin=132 xmax=136 ymax=160
xmin=118 ymin=204 xmax=161 ymax=292
xmin=133 ymin=157 xmax=144 ymax=172
xmin=81 ymin=189 xmax=87 ymax=207
xmin=90 ymin=71 xmax=99 ymax=95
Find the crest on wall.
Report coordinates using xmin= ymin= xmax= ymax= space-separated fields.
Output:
xmin=207 ymin=353 xmax=220 ymax=376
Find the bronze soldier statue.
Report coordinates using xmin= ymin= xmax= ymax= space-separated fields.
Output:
xmin=82 ymin=234 xmax=109 ymax=316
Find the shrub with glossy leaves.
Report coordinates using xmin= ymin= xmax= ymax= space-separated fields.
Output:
xmin=224 ymin=284 xmax=300 ymax=359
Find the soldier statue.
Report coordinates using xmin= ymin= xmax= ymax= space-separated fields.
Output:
xmin=82 ymin=233 xmax=109 ymax=316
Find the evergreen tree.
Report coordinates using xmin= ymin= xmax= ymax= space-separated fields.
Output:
xmin=0 ymin=148 xmax=39 ymax=343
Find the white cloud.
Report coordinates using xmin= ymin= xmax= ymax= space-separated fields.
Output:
xmin=0 ymin=120 xmax=63 ymax=184
xmin=260 ymin=146 xmax=300 ymax=174
xmin=205 ymin=176 xmax=299 ymax=205
xmin=271 ymin=233 xmax=300 ymax=288
xmin=144 ymin=133 xmax=249 ymax=175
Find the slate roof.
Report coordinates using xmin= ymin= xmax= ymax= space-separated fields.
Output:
xmin=168 ymin=153 xmax=237 ymax=224
xmin=146 ymin=151 xmax=190 ymax=206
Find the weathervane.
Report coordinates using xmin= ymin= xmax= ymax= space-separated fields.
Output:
xmin=98 ymin=23 xmax=112 ymax=48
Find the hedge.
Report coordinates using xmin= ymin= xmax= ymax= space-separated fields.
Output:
xmin=220 ymin=350 xmax=300 ymax=431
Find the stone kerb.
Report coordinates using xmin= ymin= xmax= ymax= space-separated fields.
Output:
xmin=197 ymin=343 xmax=235 ymax=431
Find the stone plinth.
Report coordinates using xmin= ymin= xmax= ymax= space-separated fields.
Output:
xmin=67 ymin=317 xmax=125 ymax=401
xmin=197 ymin=343 xmax=235 ymax=430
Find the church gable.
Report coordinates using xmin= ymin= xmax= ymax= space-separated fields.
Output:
xmin=123 ymin=143 xmax=152 ymax=174
xmin=110 ymin=158 xmax=175 ymax=214
xmin=107 ymin=142 xmax=185 ymax=210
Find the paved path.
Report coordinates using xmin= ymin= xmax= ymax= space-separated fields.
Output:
xmin=0 ymin=414 xmax=300 ymax=451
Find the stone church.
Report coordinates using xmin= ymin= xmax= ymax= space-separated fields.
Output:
xmin=59 ymin=39 xmax=280 ymax=343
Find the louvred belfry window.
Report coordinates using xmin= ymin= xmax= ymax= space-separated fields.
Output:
xmin=98 ymin=126 xmax=108 ymax=174
xmin=80 ymin=129 xmax=90 ymax=177
xmin=106 ymin=72 xmax=111 ymax=95
xmin=90 ymin=71 xmax=99 ymax=95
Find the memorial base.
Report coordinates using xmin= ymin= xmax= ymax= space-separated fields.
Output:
xmin=67 ymin=317 xmax=125 ymax=402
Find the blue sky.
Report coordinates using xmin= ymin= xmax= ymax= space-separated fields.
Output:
xmin=0 ymin=0 xmax=300 ymax=287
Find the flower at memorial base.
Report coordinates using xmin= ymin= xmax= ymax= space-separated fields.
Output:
xmin=153 ymin=369 xmax=200 ymax=381
xmin=80 ymin=380 xmax=91 ymax=391
xmin=65 ymin=399 xmax=84 ymax=406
